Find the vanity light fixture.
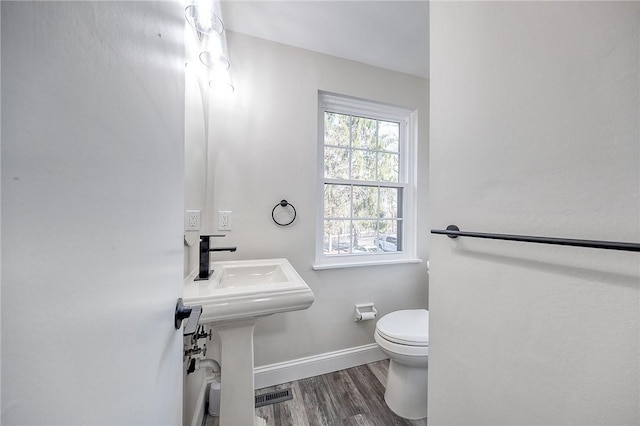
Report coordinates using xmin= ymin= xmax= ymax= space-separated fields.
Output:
xmin=185 ymin=0 xmax=235 ymax=93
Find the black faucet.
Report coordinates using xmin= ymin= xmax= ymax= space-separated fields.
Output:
xmin=195 ymin=235 xmax=237 ymax=281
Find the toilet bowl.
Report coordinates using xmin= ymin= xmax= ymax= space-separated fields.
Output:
xmin=374 ymin=309 xmax=428 ymax=420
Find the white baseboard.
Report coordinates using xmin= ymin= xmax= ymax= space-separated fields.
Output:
xmin=254 ymin=343 xmax=388 ymax=389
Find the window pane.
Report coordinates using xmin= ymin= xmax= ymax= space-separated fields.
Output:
xmin=324 ymin=184 xmax=351 ymax=218
xmin=377 ymin=152 xmax=399 ymax=183
xmin=324 ymin=112 xmax=350 ymax=147
xmin=351 ymin=149 xmax=376 ymax=181
xmin=352 ymin=220 xmax=381 ymax=253
xmin=379 ymin=187 xmax=401 ymax=219
xmin=375 ymin=220 xmax=400 ymax=252
xmin=351 ymin=116 xmax=377 ymax=149
xmin=324 ymin=220 xmax=351 ymax=255
xmin=378 ymin=121 xmax=399 ymax=152
xmin=352 ymin=186 xmax=377 ymax=218
xmin=324 ymin=147 xmax=349 ymax=179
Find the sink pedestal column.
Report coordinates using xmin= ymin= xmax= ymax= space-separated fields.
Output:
xmin=215 ymin=319 xmax=266 ymax=426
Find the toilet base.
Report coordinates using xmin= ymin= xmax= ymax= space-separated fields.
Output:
xmin=384 ymin=359 xmax=428 ymax=420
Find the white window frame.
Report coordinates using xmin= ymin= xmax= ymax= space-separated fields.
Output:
xmin=313 ymin=91 xmax=420 ymax=270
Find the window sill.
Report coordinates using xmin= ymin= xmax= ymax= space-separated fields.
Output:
xmin=312 ymin=257 xmax=423 ymax=270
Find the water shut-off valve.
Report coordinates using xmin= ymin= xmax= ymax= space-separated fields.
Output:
xmin=184 ymin=325 xmax=214 ymax=366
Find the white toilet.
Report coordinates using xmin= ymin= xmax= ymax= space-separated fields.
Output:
xmin=374 ymin=309 xmax=429 ymax=420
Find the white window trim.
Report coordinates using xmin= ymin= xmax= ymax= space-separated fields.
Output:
xmin=313 ymin=91 xmax=420 ymax=270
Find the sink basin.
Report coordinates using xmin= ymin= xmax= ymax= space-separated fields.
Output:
xmin=219 ymin=264 xmax=288 ymax=288
xmin=183 ymin=258 xmax=314 ymax=324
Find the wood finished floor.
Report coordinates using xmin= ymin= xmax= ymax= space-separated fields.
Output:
xmin=205 ymin=360 xmax=426 ymax=426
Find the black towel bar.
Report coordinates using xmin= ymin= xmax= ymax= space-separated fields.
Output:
xmin=431 ymin=225 xmax=640 ymax=252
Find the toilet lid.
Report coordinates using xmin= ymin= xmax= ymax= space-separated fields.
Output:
xmin=376 ymin=309 xmax=429 ymax=346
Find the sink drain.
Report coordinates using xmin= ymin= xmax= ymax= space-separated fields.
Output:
xmin=255 ymin=388 xmax=293 ymax=407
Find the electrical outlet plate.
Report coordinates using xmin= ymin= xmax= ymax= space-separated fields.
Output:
xmin=185 ymin=210 xmax=201 ymax=231
xmin=218 ymin=211 xmax=232 ymax=231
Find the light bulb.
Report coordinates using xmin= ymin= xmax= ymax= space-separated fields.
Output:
xmin=185 ymin=4 xmax=224 ymax=35
xmin=199 ymin=33 xmax=230 ymax=70
xmin=199 ymin=51 xmax=230 ymax=70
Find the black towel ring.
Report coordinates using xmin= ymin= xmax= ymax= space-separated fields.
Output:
xmin=272 ymin=200 xmax=297 ymax=226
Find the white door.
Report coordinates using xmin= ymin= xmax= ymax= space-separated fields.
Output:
xmin=1 ymin=1 xmax=186 ymax=424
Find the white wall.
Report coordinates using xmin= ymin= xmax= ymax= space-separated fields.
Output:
xmin=430 ymin=2 xmax=639 ymax=425
xmin=2 ymin=2 xmax=185 ymax=423
xmin=204 ymin=32 xmax=430 ymax=367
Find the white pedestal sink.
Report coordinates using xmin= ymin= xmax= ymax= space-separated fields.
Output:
xmin=183 ymin=258 xmax=314 ymax=426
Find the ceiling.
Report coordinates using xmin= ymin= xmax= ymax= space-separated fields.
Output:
xmin=220 ymin=1 xmax=430 ymax=79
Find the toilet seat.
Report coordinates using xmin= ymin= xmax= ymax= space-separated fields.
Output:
xmin=375 ymin=330 xmax=429 ymax=357
xmin=375 ymin=309 xmax=428 ymax=347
